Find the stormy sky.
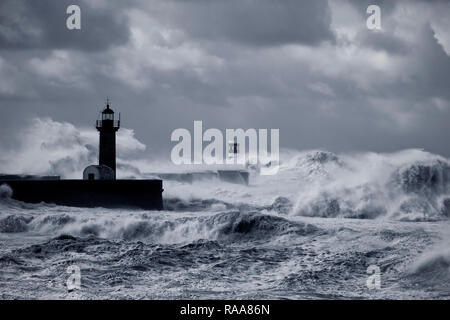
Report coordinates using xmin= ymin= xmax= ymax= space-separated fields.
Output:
xmin=1 ymin=0 xmax=450 ymax=160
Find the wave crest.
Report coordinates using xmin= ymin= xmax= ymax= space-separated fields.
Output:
xmin=0 ymin=215 xmax=33 ymax=233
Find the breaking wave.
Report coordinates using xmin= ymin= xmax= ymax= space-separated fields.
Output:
xmin=2 ymin=148 xmax=450 ymax=222
xmin=0 ymin=184 xmax=13 ymax=199
xmin=406 ymin=242 xmax=450 ymax=293
xmin=283 ymin=150 xmax=450 ymax=221
xmin=115 ymin=211 xmax=315 ymax=243
xmin=0 ymin=215 xmax=33 ymax=233
xmin=161 ymin=149 xmax=450 ymax=221
xmin=0 ymin=210 xmax=320 ymax=245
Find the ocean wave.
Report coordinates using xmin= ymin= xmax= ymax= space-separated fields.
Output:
xmin=163 ymin=195 xmax=294 ymax=215
xmin=10 ymin=234 xmax=106 ymax=261
xmin=407 ymin=244 xmax=450 ymax=290
xmin=289 ymin=150 xmax=450 ymax=221
xmin=0 ymin=184 xmax=13 ymax=199
xmin=0 ymin=215 xmax=33 ymax=233
xmin=163 ymin=197 xmax=233 ymax=212
xmin=16 ymin=210 xmax=320 ymax=245
xmin=394 ymin=159 xmax=450 ymax=195
xmin=216 ymin=211 xmax=320 ymax=241
xmin=2 ymin=149 xmax=450 ymax=223
xmin=114 ymin=211 xmax=320 ymax=243
xmin=265 ymin=197 xmax=294 ymax=215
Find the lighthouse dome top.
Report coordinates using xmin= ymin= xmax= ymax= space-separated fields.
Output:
xmin=102 ymin=103 xmax=114 ymax=114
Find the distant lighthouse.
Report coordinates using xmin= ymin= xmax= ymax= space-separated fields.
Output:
xmin=83 ymin=100 xmax=120 ymax=180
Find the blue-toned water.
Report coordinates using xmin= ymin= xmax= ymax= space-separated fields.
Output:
xmin=1 ymin=149 xmax=449 ymax=299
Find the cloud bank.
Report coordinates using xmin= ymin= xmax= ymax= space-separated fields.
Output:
xmin=0 ymin=0 xmax=450 ymax=158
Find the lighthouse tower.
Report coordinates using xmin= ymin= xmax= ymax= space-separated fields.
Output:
xmin=83 ymin=101 xmax=120 ymax=180
xmin=95 ymin=100 xmax=120 ymax=179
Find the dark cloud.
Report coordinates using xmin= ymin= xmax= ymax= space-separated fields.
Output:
xmin=0 ymin=0 xmax=450 ymax=160
xmin=155 ymin=0 xmax=335 ymax=46
xmin=346 ymin=0 xmax=397 ymax=13
xmin=355 ymin=31 xmax=411 ymax=55
xmin=0 ymin=0 xmax=130 ymax=51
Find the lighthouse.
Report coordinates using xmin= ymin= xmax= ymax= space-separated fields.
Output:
xmin=83 ymin=100 xmax=120 ymax=180
xmin=2 ymin=98 xmax=163 ymax=209
xmin=96 ymin=100 xmax=120 ymax=176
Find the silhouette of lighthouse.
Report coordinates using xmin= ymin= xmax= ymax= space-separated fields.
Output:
xmin=96 ymin=99 xmax=120 ymax=176
xmin=83 ymin=99 xmax=120 ymax=180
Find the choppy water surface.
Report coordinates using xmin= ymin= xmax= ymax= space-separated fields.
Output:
xmin=1 ymin=150 xmax=450 ymax=299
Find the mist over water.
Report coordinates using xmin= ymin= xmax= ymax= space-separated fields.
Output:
xmin=0 ymin=117 xmax=147 ymax=179
xmin=1 ymin=118 xmax=450 ymax=299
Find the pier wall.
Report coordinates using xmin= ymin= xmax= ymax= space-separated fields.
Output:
xmin=0 ymin=179 xmax=163 ymax=210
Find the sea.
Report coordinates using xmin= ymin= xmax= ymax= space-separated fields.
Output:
xmin=0 ymin=149 xmax=449 ymax=299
